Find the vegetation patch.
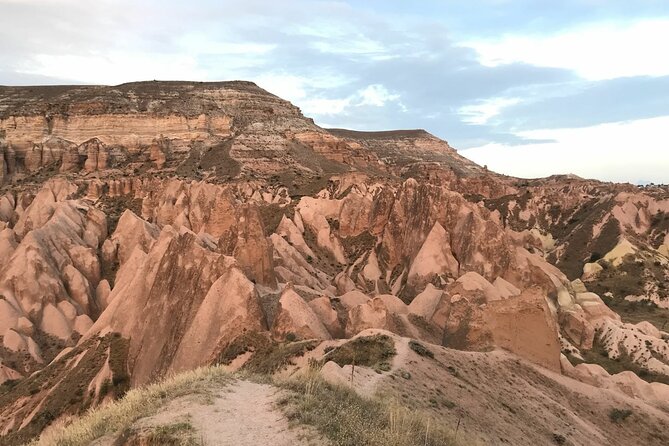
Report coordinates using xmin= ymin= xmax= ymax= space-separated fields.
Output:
xmin=552 ymin=433 xmax=567 ymax=445
xmin=554 ymin=206 xmax=619 ymax=280
xmin=199 ymin=138 xmax=240 ymax=180
xmin=322 ymin=334 xmax=396 ymax=369
xmin=407 ymin=314 xmax=442 ymax=340
xmin=277 ymin=372 xmax=460 ymax=446
xmin=408 ymin=340 xmax=434 ymax=359
xmin=30 ymin=366 xmax=230 ymax=446
xmin=218 ymin=331 xmax=273 ymax=366
xmin=257 ymin=202 xmax=294 ymax=237
xmin=175 ymin=144 xmax=204 ymax=178
xmin=340 ymin=231 xmax=377 ymax=262
xmin=0 ymin=333 xmax=131 ymax=446
xmin=243 ymin=339 xmax=319 ymax=375
xmin=569 ymin=337 xmax=669 ymax=385
xmin=609 ymin=408 xmax=633 ymax=424
xmin=0 ymin=342 xmax=42 ymax=376
xmin=97 ymin=195 xmax=144 ymax=235
xmin=302 ymin=224 xmax=341 ymax=276
xmin=113 ymin=422 xmax=201 ymax=446
xmin=589 ymin=254 xmax=669 ymax=330
xmin=590 ymin=255 xmax=665 ymax=300
xmin=219 ymin=331 xmax=318 ymax=375
xmin=600 ymin=294 xmax=669 ymax=331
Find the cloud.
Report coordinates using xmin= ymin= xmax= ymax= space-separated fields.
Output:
xmin=480 ymin=75 xmax=669 ymax=132
xmin=357 ymin=85 xmax=401 ymax=107
xmin=458 ymin=97 xmax=521 ymax=125
xmin=301 ymin=98 xmax=352 ymax=116
xmin=399 ymin=0 xmax=669 ymax=37
xmin=462 ymin=18 xmax=669 ymax=81
xmin=17 ymin=53 xmax=207 ymax=85
xmin=463 ymin=115 xmax=669 ymax=183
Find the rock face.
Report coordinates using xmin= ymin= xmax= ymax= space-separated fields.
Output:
xmin=86 ymin=227 xmax=267 ymax=386
xmin=272 ymin=288 xmax=331 ymax=340
xmin=406 ymin=221 xmax=459 ymax=289
xmin=0 ymin=180 xmax=105 ymax=372
xmin=483 ymin=289 xmax=561 ymax=371
xmin=0 ymin=81 xmax=668 ymax=444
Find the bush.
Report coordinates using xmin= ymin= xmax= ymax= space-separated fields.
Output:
xmin=408 ymin=341 xmax=434 ymax=359
xmin=589 ymin=252 xmax=602 ymax=262
xmin=375 ymin=362 xmax=392 ymax=373
xmin=100 ymin=379 xmax=111 ymax=396
xmin=323 ymin=335 xmax=396 ymax=369
xmin=609 ymin=408 xmax=633 ymax=423
xmin=112 ymin=373 xmax=130 ymax=387
xmin=552 ymin=433 xmax=567 ymax=445
xmin=243 ymin=339 xmax=318 ymax=375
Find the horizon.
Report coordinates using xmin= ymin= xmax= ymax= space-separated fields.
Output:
xmin=1 ymin=0 xmax=668 ymax=184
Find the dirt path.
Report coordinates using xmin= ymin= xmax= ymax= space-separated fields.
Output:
xmin=192 ymin=380 xmax=318 ymax=446
xmin=128 ymin=379 xmax=323 ymax=446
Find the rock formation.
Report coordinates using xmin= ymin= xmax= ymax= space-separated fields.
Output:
xmin=0 ymin=81 xmax=667 ymax=445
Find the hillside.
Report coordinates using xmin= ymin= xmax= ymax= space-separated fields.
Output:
xmin=33 ymin=332 xmax=669 ymax=446
xmin=0 ymin=81 xmax=667 ymax=445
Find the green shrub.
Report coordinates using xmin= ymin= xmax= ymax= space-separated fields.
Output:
xmin=323 ymin=335 xmax=396 ymax=369
xmin=408 ymin=341 xmax=434 ymax=359
xmin=609 ymin=408 xmax=633 ymax=423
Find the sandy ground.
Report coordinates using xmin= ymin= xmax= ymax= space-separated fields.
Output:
xmin=189 ymin=380 xmax=321 ymax=446
xmin=95 ymin=379 xmax=323 ymax=446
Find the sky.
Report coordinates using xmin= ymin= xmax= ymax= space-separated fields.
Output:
xmin=1 ymin=0 xmax=668 ymax=184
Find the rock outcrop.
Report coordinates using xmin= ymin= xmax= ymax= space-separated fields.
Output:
xmin=87 ymin=227 xmax=267 ymax=386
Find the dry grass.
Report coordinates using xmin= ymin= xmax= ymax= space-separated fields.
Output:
xmin=219 ymin=331 xmax=319 ymax=375
xmin=243 ymin=339 xmax=319 ymax=375
xmin=275 ymin=369 xmax=462 ymax=446
xmin=28 ymin=361 xmax=467 ymax=446
xmin=29 ymin=366 xmax=230 ymax=446
xmin=114 ymin=421 xmax=204 ymax=446
xmin=28 ymin=336 xmax=464 ymax=446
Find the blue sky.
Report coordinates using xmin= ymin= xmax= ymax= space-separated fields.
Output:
xmin=1 ymin=0 xmax=668 ymax=183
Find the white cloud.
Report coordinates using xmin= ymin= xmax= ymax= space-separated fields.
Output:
xmin=177 ymin=35 xmax=276 ymax=56
xmin=18 ymin=53 xmax=207 ymax=85
xmin=357 ymin=84 xmax=400 ymax=107
xmin=463 ymin=116 xmax=669 ymax=184
xmin=0 ymin=0 xmax=79 ymax=3
xmin=301 ymin=98 xmax=352 ymax=115
xmin=254 ymin=74 xmax=310 ymax=100
xmin=458 ymin=97 xmax=521 ymax=125
xmin=312 ymin=38 xmax=387 ymax=56
xmin=281 ymin=83 xmax=404 ymax=119
xmin=461 ymin=18 xmax=669 ymax=80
